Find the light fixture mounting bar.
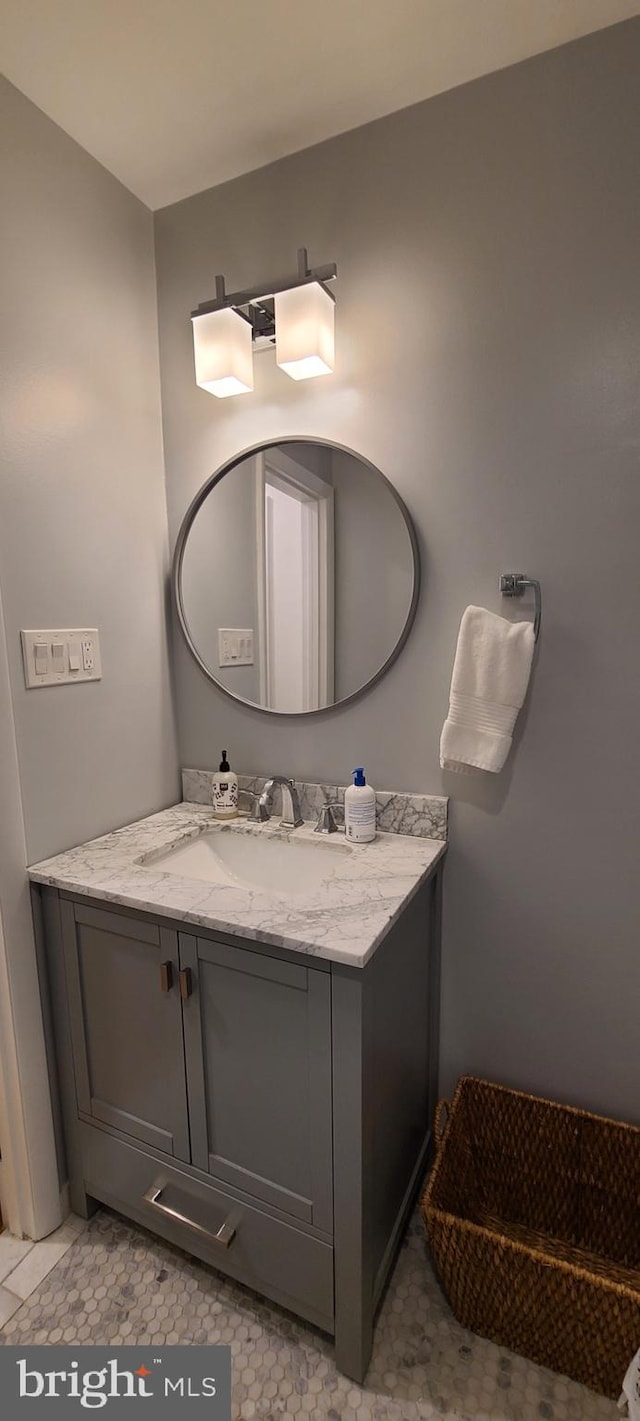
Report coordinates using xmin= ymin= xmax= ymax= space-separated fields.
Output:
xmin=191 ymin=247 xmax=337 ymax=319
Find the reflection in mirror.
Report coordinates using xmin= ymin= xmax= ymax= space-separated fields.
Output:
xmin=175 ymin=440 xmax=419 ymax=715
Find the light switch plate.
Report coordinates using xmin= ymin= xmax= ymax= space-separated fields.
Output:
xmin=21 ymin=628 xmax=102 ymax=688
xmin=218 ymin=628 xmax=254 ymax=667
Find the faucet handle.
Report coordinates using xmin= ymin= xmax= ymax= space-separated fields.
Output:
xmin=239 ymin=788 xmax=269 ymax=822
xmin=314 ymin=801 xmax=344 ymax=835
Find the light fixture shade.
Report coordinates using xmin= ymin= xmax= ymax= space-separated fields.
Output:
xmin=192 ymin=307 xmax=253 ymax=397
xmin=275 ymin=282 xmax=335 ymax=380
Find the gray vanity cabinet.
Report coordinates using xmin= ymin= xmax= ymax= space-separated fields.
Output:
xmin=36 ymin=860 xmax=443 ymax=1385
xmin=59 ymin=899 xmax=190 ymax=1162
xmin=179 ymin=935 xmax=333 ymax=1232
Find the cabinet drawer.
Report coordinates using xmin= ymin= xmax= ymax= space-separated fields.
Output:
xmin=78 ymin=1122 xmax=334 ymax=1332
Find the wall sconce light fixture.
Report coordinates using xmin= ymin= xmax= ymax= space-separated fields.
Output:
xmin=192 ymin=307 xmax=254 ymax=398
xmin=191 ymin=248 xmax=337 ymax=397
xmin=275 ymin=281 xmax=335 ymax=381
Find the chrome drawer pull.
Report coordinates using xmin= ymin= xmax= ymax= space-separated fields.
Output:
xmin=143 ymin=1183 xmax=236 ymax=1248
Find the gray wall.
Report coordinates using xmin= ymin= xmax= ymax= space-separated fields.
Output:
xmin=155 ymin=20 xmax=640 ymax=1122
xmin=0 ymin=77 xmax=179 ymax=863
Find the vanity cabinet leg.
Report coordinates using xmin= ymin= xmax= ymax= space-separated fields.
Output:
xmin=334 ymin=1305 xmax=374 ymax=1386
xmin=332 ymin=964 xmax=375 ymax=1385
xmin=68 ymin=1182 xmax=98 ymax=1221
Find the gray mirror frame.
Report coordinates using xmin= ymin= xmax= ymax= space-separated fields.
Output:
xmin=172 ymin=436 xmax=421 ymax=718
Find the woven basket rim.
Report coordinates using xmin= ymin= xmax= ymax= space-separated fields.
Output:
xmin=421 ymin=1196 xmax=640 ymax=1302
xmin=451 ymin=1075 xmax=640 ymax=1136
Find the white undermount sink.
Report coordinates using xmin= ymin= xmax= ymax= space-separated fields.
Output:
xmin=149 ymin=825 xmax=352 ymax=897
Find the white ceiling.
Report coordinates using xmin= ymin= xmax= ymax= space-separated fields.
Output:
xmin=1 ymin=0 xmax=638 ymax=210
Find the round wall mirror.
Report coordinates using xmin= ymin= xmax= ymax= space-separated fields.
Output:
xmin=173 ymin=438 xmax=420 ymax=716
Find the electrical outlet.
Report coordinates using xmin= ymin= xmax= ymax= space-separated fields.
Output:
xmin=81 ymin=638 xmax=95 ymax=672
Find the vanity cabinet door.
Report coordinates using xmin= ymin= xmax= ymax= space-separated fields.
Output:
xmin=61 ymin=900 xmax=190 ymax=1162
xmin=180 ymin=935 xmax=333 ymax=1234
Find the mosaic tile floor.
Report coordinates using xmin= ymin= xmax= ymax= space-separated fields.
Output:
xmin=0 ymin=1208 xmax=618 ymax=1420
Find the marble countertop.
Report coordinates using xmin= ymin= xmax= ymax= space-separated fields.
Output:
xmin=28 ymin=803 xmax=446 ymax=968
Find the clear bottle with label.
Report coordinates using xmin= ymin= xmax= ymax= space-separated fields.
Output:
xmin=211 ymin=751 xmax=238 ymax=819
xmin=344 ymin=767 xmax=376 ymax=843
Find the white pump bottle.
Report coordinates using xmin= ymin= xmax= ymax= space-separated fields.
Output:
xmin=344 ymin=767 xmax=376 ymax=843
xmin=211 ymin=751 xmax=238 ymax=819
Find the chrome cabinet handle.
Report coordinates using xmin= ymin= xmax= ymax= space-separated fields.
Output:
xmin=143 ymin=1183 xmax=236 ymax=1248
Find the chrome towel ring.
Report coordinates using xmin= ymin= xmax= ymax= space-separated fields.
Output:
xmin=499 ymin=573 xmax=542 ymax=643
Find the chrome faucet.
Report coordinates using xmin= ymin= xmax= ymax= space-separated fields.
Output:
xmin=246 ymin=776 xmax=303 ymax=829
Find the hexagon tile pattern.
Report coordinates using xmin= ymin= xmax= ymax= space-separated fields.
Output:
xmin=1 ymin=1209 xmax=618 ymax=1420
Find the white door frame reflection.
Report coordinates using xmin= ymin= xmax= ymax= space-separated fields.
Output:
xmin=256 ymin=448 xmax=334 ymax=712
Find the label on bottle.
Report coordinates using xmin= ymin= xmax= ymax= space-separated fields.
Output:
xmin=345 ymin=797 xmax=376 ymax=842
xmin=212 ymin=776 xmax=238 ymax=816
xmin=347 ymin=803 xmax=375 ymax=824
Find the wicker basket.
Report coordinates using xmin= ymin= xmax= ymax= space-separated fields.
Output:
xmin=422 ymin=1076 xmax=640 ymax=1398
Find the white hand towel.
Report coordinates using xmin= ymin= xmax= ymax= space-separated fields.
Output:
xmin=440 ymin=606 xmax=535 ymax=774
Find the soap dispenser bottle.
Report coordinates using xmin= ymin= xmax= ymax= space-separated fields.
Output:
xmin=344 ymin=767 xmax=376 ymax=843
xmin=212 ymin=751 xmax=238 ymax=820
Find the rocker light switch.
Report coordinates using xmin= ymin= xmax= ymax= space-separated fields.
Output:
xmin=34 ymin=643 xmax=49 ymax=676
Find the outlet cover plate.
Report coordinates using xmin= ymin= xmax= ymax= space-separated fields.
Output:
xmin=21 ymin=628 xmax=102 ymax=688
xmin=218 ymin=628 xmax=254 ymax=667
